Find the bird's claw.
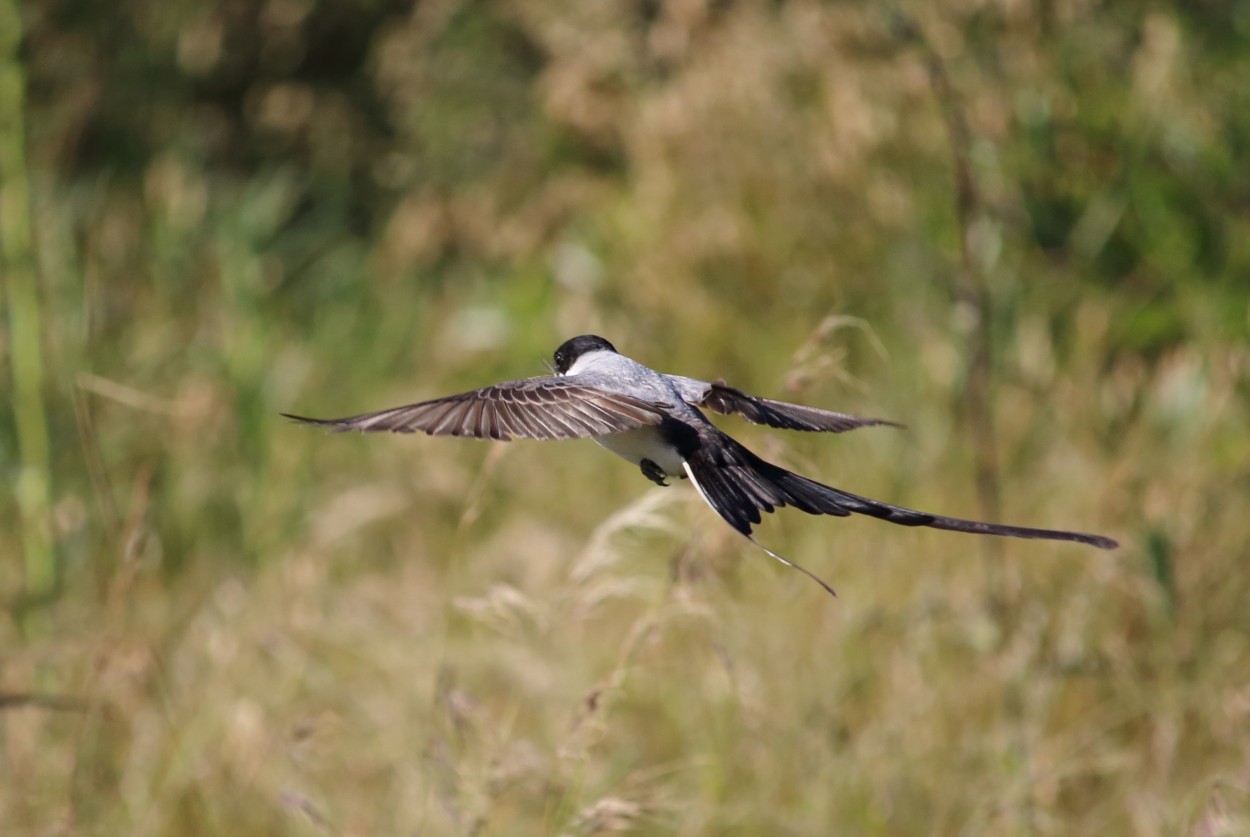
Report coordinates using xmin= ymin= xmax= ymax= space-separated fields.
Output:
xmin=640 ymin=459 xmax=669 ymax=487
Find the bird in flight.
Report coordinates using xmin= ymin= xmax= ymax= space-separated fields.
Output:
xmin=284 ymin=335 xmax=1117 ymax=596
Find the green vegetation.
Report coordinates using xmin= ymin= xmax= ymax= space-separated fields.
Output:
xmin=3 ymin=1 xmax=1248 ymax=833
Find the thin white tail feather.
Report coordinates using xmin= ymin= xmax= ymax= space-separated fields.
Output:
xmin=682 ymin=461 xmax=837 ymax=598
xmin=742 ymin=533 xmax=838 ymax=599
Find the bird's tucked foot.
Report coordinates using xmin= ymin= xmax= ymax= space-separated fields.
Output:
xmin=640 ymin=459 xmax=670 ymax=487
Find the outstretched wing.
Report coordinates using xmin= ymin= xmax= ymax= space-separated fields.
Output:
xmin=282 ymin=377 xmax=665 ymax=441
xmin=667 ymin=375 xmax=900 ymax=433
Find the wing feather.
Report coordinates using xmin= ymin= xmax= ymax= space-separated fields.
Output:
xmin=668 ymin=375 xmax=900 ymax=433
xmin=282 ymin=377 xmax=665 ymax=441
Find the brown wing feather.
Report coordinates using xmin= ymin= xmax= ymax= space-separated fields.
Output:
xmin=698 ymin=380 xmax=901 ymax=433
xmin=282 ymin=378 xmax=664 ymax=441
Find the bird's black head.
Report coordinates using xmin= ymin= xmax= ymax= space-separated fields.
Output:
xmin=553 ymin=335 xmax=617 ymax=374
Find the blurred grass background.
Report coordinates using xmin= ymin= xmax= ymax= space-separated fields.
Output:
xmin=2 ymin=0 xmax=1249 ymax=833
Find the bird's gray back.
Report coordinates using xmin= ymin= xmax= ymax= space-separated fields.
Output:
xmin=569 ymin=353 xmax=703 ymax=421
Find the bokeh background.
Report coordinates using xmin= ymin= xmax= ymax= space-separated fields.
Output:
xmin=3 ymin=0 xmax=1249 ymax=833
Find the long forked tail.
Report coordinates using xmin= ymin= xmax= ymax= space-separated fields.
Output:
xmin=679 ymin=433 xmax=1118 ymax=596
xmin=772 ymin=467 xmax=1119 ymax=550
